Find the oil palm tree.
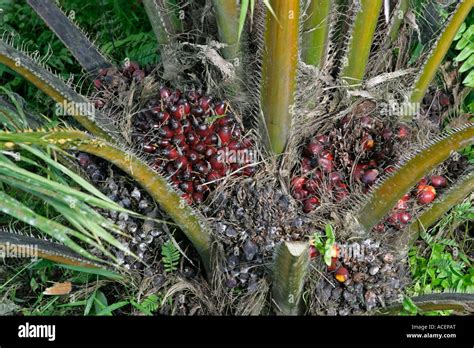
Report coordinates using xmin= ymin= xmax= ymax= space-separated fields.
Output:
xmin=0 ymin=0 xmax=473 ymax=315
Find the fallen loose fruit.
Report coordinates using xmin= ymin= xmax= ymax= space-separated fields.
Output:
xmin=335 ymin=267 xmax=349 ymax=283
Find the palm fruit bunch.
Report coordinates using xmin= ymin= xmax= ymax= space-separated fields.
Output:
xmin=292 ymin=110 xmax=409 ymax=213
xmin=133 ymin=86 xmax=256 ymax=204
xmin=377 ymin=169 xmax=463 ymax=232
xmin=92 ymin=62 xmax=256 ymax=205
xmin=313 ymin=239 xmax=410 ymax=315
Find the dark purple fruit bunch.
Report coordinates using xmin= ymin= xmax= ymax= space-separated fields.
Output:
xmin=131 ymin=87 xmax=256 ymax=204
xmin=291 ymin=114 xmax=408 ymax=213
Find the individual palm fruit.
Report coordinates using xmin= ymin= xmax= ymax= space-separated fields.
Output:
xmin=335 ymin=267 xmax=349 ymax=283
xmin=430 ymin=175 xmax=447 ymax=188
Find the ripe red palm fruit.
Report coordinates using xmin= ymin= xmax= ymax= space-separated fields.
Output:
xmin=318 ymin=157 xmax=333 ymax=173
xmin=314 ymin=135 xmax=329 ymax=144
xmin=203 ymin=134 xmax=218 ymax=145
xmin=304 ymin=142 xmax=323 ymax=157
xmin=292 ymin=189 xmax=309 ymax=200
xmin=291 ymin=177 xmax=307 ymax=190
xmin=227 ymin=140 xmax=241 ymax=150
xmin=329 ymin=172 xmax=343 ymax=184
xmin=232 ymin=127 xmax=242 ymax=138
xmin=175 ymin=156 xmax=188 ymax=170
xmin=194 ymin=183 xmax=209 ymax=193
xmin=319 ymin=150 xmax=333 ymax=160
xmin=170 ymin=105 xmax=185 ymax=120
xmin=199 ymin=96 xmax=212 ymax=110
xmin=418 ymin=190 xmax=436 ymax=205
xmin=417 ymin=184 xmax=436 ymax=195
xmin=182 ymin=193 xmax=193 ymax=205
xmin=303 ymin=197 xmax=319 ymax=213
xmin=397 ymin=124 xmax=410 ymax=138
xmin=401 ymin=193 xmax=410 ymax=201
xmin=304 ymin=179 xmax=319 ymax=194
xmin=191 ymin=106 xmax=205 ymax=117
xmin=430 ymin=175 xmax=447 ymax=188
xmin=335 ymin=267 xmax=349 ymax=283
xmin=243 ymin=166 xmax=256 ymax=176
xmin=327 ymin=257 xmax=338 ymax=272
xmin=204 ymin=147 xmax=217 ymax=158
xmin=361 ymin=169 xmax=379 ymax=185
xmin=162 ymin=147 xmax=179 ymax=160
xmin=216 ymin=115 xmax=232 ymax=127
xmin=93 ymin=79 xmax=102 ymax=89
xmin=418 ymin=177 xmax=428 ymax=187
xmin=361 ymin=133 xmax=375 ymax=150
xmin=218 ymin=127 xmax=232 ymax=145
xmin=209 ymin=154 xmax=224 ymax=170
xmin=169 ymin=90 xmax=181 ymax=104
xmin=171 ymin=134 xmax=186 ymax=146
xmin=179 ymin=181 xmax=194 ymax=194
xmin=309 ymin=245 xmax=319 ymax=259
xmin=396 ymin=212 xmax=412 ymax=224
xmin=196 ymin=124 xmax=211 ymax=137
xmin=186 ymin=90 xmax=200 ymax=102
xmin=195 ymin=161 xmax=210 ymax=175
xmin=194 ymin=142 xmax=206 ymax=154
xmin=301 ymin=157 xmax=312 ymax=174
xmin=165 ymin=162 xmax=176 ymax=175
xmin=207 ymin=171 xmax=221 ymax=182
xmin=214 ymin=102 xmax=227 ymax=115
xmin=156 ymin=111 xmax=170 ymax=124
xmin=192 ymin=192 xmax=204 ymax=203
xmin=395 ymin=198 xmax=408 ymax=210
xmin=169 ymin=118 xmax=181 ymax=131
xmin=143 ymin=143 xmax=157 ymax=154
xmin=159 ymin=87 xmax=171 ymax=100
xmin=353 ymin=163 xmax=368 ymax=181
xmin=158 ymin=126 xmax=174 ymax=138
xmin=185 ymin=132 xmax=199 ymax=145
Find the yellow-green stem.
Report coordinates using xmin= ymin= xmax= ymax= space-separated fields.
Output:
xmin=261 ymin=0 xmax=300 ymax=154
xmin=405 ymin=0 xmax=473 ymax=121
xmin=301 ymin=0 xmax=332 ymax=67
xmin=212 ymin=0 xmax=240 ymax=61
xmin=272 ymin=241 xmax=309 ymax=315
xmin=340 ymin=0 xmax=383 ymax=86
xmin=388 ymin=0 xmax=409 ymax=42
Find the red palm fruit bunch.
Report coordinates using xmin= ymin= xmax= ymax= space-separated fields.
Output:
xmin=292 ymin=112 xmax=408 ymax=213
xmin=132 ymin=86 xmax=255 ymax=204
xmin=379 ymin=175 xmax=448 ymax=231
xmin=93 ymin=62 xmax=256 ymax=204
